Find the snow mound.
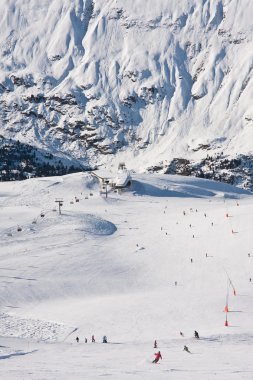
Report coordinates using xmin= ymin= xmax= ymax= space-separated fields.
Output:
xmin=0 ymin=313 xmax=74 ymax=342
xmin=0 ymin=211 xmax=116 ymax=245
xmin=80 ymin=214 xmax=117 ymax=236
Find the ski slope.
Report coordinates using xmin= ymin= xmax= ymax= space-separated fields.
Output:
xmin=0 ymin=172 xmax=253 ymax=379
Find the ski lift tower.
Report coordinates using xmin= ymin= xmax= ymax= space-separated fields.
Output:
xmin=55 ymin=198 xmax=64 ymax=215
xmin=104 ymin=180 xmax=110 ymax=198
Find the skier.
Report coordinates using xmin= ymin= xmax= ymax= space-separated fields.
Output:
xmin=180 ymin=331 xmax=184 ymax=337
xmin=92 ymin=335 xmax=95 ymax=343
xmin=183 ymin=345 xmax=190 ymax=353
xmin=175 ymin=281 xmax=177 ymax=286
xmin=194 ymin=330 xmax=199 ymax=339
xmin=102 ymin=335 xmax=107 ymax=343
xmin=152 ymin=351 xmax=162 ymax=363
xmin=76 ymin=336 xmax=79 ymax=343
xmin=191 ymin=258 xmax=193 ymax=263
xmin=154 ymin=340 xmax=157 ymax=348
xmin=85 ymin=338 xmax=87 ymax=343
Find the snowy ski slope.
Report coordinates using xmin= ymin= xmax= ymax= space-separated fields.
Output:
xmin=0 ymin=172 xmax=253 ymax=379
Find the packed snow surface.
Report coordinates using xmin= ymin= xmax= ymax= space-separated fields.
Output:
xmin=0 ymin=172 xmax=253 ymax=379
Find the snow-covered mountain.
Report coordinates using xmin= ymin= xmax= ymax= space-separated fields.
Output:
xmin=0 ymin=0 xmax=253 ymax=186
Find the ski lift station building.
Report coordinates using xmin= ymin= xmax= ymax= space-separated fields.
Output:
xmin=91 ymin=168 xmax=132 ymax=189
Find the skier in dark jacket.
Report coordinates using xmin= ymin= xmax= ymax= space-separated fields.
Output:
xmin=183 ymin=345 xmax=190 ymax=353
xmin=102 ymin=335 xmax=107 ymax=343
xmin=194 ymin=330 xmax=199 ymax=339
xmin=152 ymin=351 xmax=162 ymax=363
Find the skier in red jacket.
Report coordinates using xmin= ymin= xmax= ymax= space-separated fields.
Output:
xmin=152 ymin=351 xmax=162 ymax=363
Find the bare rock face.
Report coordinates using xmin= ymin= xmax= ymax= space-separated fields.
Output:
xmin=0 ymin=1 xmax=253 ymax=188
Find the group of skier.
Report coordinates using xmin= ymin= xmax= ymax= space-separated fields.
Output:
xmin=75 ymin=335 xmax=107 ymax=344
xmin=75 ymin=331 xmax=199 ymax=363
xmin=152 ymin=331 xmax=200 ymax=363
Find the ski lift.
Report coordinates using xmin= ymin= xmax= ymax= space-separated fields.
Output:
xmin=118 ymin=162 xmax=126 ymax=170
xmin=32 ymin=219 xmax=37 ymax=224
xmin=40 ymin=212 xmax=45 ymax=218
xmin=55 ymin=198 xmax=64 ymax=214
xmin=90 ymin=193 xmax=93 ymax=196
xmin=17 ymin=226 xmax=22 ymax=232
